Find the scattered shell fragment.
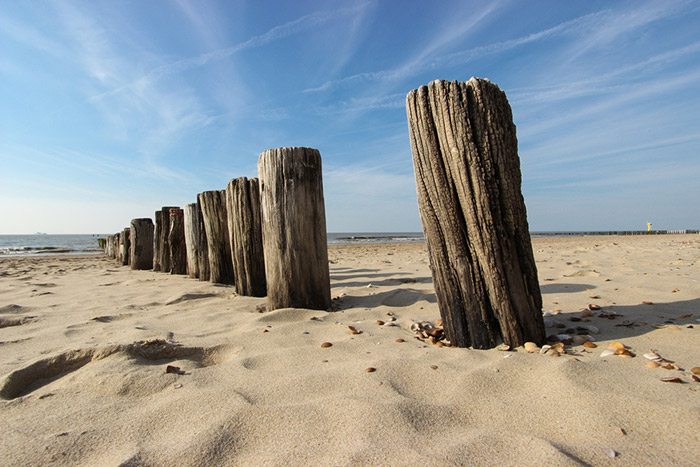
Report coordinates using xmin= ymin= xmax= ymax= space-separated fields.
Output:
xmin=662 ymin=363 xmax=680 ymax=370
xmin=410 ymin=322 xmax=422 ymax=332
xmin=166 ymin=365 xmax=183 ymax=375
xmin=646 ymin=361 xmax=660 ymax=368
xmin=375 ymin=320 xmax=385 ymax=326
xmin=585 ymin=325 xmax=600 ymax=334
xmin=692 ymin=375 xmax=700 ymax=383
xmin=600 ymin=349 xmax=615 ymax=358
xmin=608 ymin=342 xmax=626 ymax=351
xmin=543 ymin=319 xmax=555 ymax=328
xmin=668 ymin=326 xmax=681 ymax=331
xmin=348 ymin=325 xmax=361 ymax=335
xmin=588 ymin=304 xmax=601 ymax=311
xmin=496 ymin=344 xmax=511 ymax=351
xmin=365 ymin=367 xmax=376 ymax=373
xmin=615 ymin=349 xmax=634 ymax=358
xmin=395 ymin=338 xmax=405 ymax=343
xmin=546 ymin=349 xmax=560 ymax=357
xmin=539 ymin=345 xmax=552 ymax=354
xmin=430 ymin=365 xmax=438 ymax=370
xmin=671 ymin=288 xmax=679 ymax=293
xmin=643 ymin=352 xmax=661 ymax=361
xmin=321 ymin=342 xmax=332 ymax=348
xmin=661 ymin=377 xmax=683 ymax=383
xmin=524 ymin=342 xmax=540 ymax=353
xmin=604 ymin=449 xmax=617 ymax=459
xmin=691 ymin=367 xmax=700 ymax=376
xmin=173 ymin=383 xmax=183 ymax=389
xmin=642 ymin=301 xmax=653 ymax=305
xmin=384 ymin=322 xmax=398 ymax=327
xmin=583 ymin=342 xmax=597 ymax=348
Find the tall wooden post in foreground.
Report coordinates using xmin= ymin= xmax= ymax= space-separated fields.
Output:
xmin=168 ymin=208 xmax=187 ymax=275
xmin=183 ymin=203 xmax=200 ymax=278
xmin=130 ymin=218 xmax=154 ymax=270
xmin=198 ymin=190 xmax=235 ymax=285
xmin=258 ymin=147 xmax=330 ymax=311
xmin=406 ymin=78 xmax=545 ymax=349
xmin=226 ymin=177 xmax=267 ymax=297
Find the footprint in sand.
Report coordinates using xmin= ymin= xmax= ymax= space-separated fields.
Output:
xmin=0 ymin=339 xmax=237 ymax=400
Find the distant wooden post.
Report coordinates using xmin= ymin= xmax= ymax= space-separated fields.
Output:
xmin=226 ymin=177 xmax=267 ymax=297
xmin=112 ymin=234 xmax=119 ymax=261
xmin=183 ymin=203 xmax=200 ymax=278
xmin=120 ymin=227 xmax=131 ymax=266
xmin=198 ymin=190 xmax=235 ymax=285
xmin=157 ymin=206 xmax=178 ymax=273
xmin=153 ymin=211 xmax=163 ymax=271
xmin=406 ymin=77 xmax=545 ymax=349
xmin=168 ymin=208 xmax=187 ymax=275
xmin=105 ymin=235 xmax=113 ymax=257
xmin=196 ymin=199 xmax=210 ymax=282
xmin=130 ymin=218 xmax=154 ymax=270
xmin=258 ymin=147 xmax=330 ymax=310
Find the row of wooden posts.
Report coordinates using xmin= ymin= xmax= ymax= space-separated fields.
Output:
xmin=103 ymin=78 xmax=547 ymax=350
xmin=105 ymin=147 xmax=331 ymax=311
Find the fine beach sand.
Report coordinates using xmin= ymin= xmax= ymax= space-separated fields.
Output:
xmin=1 ymin=235 xmax=699 ymax=466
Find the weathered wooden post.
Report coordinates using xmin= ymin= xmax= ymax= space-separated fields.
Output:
xmin=258 ymin=147 xmax=331 ymax=310
xmin=198 ymin=190 xmax=235 ymax=285
xmin=116 ymin=232 xmax=123 ymax=264
xmin=183 ymin=203 xmax=200 ymax=278
xmin=226 ymin=177 xmax=267 ymax=297
xmin=196 ymin=199 xmax=210 ymax=282
xmin=130 ymin=218 xmax=154 ymax=270
xmin=168 ymin=208 xmax=187 ymax=275
xmin=406 ymin=77 xmax=545 ymax=349
xmin=112 ymin=234 xmax=119 ymax=261
xmin=154 ymin=206 xmax=177 ymax=272
xmin=120 ymin=227 xmax=131 ymax=266
xmin=105 ymin=235 xmax=112 ymax=257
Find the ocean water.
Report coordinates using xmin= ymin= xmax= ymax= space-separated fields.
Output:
xmin=0 ymin=234 xmax=106 ymax=256
xmin=0 ymin=233 xmax=425 ymax=257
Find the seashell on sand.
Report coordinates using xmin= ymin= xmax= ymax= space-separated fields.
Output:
xmin=661 ymin=376 xmax=683 ymax=383
xmin=395 ymin=338 xmax=405 ymax=343
xmin=572 ymin=335 xmax=588 ymax=345
xmin=646 ymin=361 xmax=660 ymax=368
xmin=539 ymin=345 xmax=552 ymax=354
xmin=608 ymin=342 xmax=626 ymax=351
xmin=643 ymin=352 xmax=660 ymax=361
xmin=496 ymin=344 xmax=511 ymax=351
xmin=365 ymin=367 xmax=376 ymax=373
xmin=524 ymin=342 xmax=540 ymax=353
xmin=600 ymin=349 xmax=616 ymax=358
xmin=545 ymin=349 xmax=560 ymax=357
xmin=691 ymin=367 xmax=700 ymax=375
xmin=410 ymin=322 xmax=422 ymax=333
xmin=585 ymin=325 xmax=600 ymax=334
xmin=348 ymin=325 xmax=361 ymax=335
xmin=321 ymin=342 xmax=332 ymax=348
xmin=583 ymin=342 xmax=597 ymax=348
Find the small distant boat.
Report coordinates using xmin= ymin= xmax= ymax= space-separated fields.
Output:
xmin=34 ymin=232 xmax=48 ymax=235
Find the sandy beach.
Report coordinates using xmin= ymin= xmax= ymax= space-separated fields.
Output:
xmin=1 ymin=235 xmax=699 ymax=466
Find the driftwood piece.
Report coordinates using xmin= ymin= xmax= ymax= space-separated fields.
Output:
xmin=198 ymin=190 xmax=234 ymax=285
xmin=183 ymin=203 xmax=200 ymax=278
xmin=130 ymin=218 xmax=154 ymax=270
xmin=120 ymin=227 xmax=131 ymax=266
xmin=168 ymin=208 xmax=187 ymax=275
xmin=406 ymin=77 xmax=545 ymax=349
xmin=226 ymin=177 xmax=267 ymax=297
xmin=258 ymin=147 xmax=330 ymax=310
xmin=196 ymin=199 xmax=210 ymax=281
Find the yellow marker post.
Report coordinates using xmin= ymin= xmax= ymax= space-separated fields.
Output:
xmin=647 ymin=222 xmax=652 ymax=232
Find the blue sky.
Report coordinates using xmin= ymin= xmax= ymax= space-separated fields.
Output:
xmin=1 ymin=0 xmax=699 ymax=234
